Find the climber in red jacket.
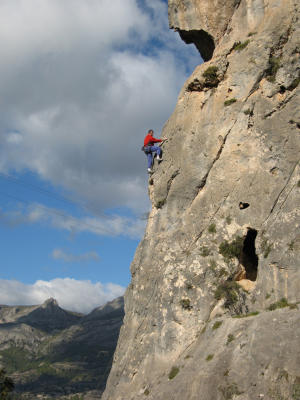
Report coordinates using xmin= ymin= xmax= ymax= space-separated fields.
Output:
xmin=143 ymin=129 xmax=165 ymax=173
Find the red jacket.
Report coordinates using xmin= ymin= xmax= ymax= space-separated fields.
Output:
xmin=144 ymin=134 xmax=162 ymax=146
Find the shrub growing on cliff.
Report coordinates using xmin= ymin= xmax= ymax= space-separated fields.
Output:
xmin=224 ymin=98 xmax=237 ymax=106
xmin=233 ymin=311 xmax=259 ymax=318
xmin=214 ymin=281 xmax=240 ymax=307
xmin=266 ymin=56 xmax=281 ymax=82
xmin=219 ymin=382 xmax=243 ymax=399
xmin=180 ymin=298 xmax=192 ymax=310
xmin=243 ymin=108 xmax=253 ymax=116
xmin=288 ymin=75 xmax=300 ymax=90
xmin=267 ymin=298 xmax=289 ymax=311
xmin=217 ymin=268 xmax=228 ymax=278
xmin=212 ymin=320 xmax=223 ymax=330
xmin=202 ymin=66 xmax=219 ymax=87
xmin=168 ymin=366 xmax=179 ymax=380
xmin=233 ymin=40 xmax=250 ymax=51
xmin=219 ymin=236 xmax=243 ymax=261
xmin=226 ymin=334 xmax=235 ymax=345
xmin=200 ymin=246 xmax=211 ymax=257
xmin=208 ymin=223 xmax=217 ymax=234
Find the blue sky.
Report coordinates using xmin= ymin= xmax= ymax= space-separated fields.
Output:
xmin=0 ymin=0 xmax=200 ymax=313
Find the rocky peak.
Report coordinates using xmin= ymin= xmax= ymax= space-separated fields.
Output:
xmin=14 ymin=299 xmax=82 ymax=333
xmin=41 ymin=297 xmax=59 ymax=308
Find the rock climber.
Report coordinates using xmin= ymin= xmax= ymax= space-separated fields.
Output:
xmin=143 ymin=129 xmax=166 ymax=173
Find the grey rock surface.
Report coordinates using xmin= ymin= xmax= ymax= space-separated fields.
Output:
xmin=101 ymin=1 xmax=300 ymax=399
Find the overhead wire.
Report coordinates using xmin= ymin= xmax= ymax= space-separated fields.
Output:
xmin=0 ymin=171 xmax=145 ymax=229
xmin=0 ymin=172 xmax=84 ymax=209
xmin=0 ymin=190 xmax=106 ymax=235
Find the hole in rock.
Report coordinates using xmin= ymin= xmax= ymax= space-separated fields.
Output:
xmin=239 ymin=202 xmax=250 ymax=209
xmin=178 ymin=29 xmax=215 ymax=61
xmin=238 ymin=228 xmax=258 ymax=282
xmin=279 ymin=85 xmax=286 ymax=94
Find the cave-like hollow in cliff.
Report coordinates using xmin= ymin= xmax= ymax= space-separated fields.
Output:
xmin=239 ymin=228 xmax=259 ymax=281
xmin=178 ymin=29 xmax=215 ymax=61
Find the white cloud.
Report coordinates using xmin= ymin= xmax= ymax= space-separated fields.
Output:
xmin=0 ymin=0 xmax=200 ymax=216
xmin=52 ymin=248 xmax=100 ymax=263
xmin=0 ymin=278 xmax=125 ymax=314
xmin=0 ymin=203 xmax=147 ymax=239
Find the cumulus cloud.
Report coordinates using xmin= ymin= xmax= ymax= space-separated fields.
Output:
xmin=0 ymin=278 xmax=125 ymax=314
xmin=52 ymin=249 xmax=100 ymax=263
xmin=0 ymin=0 xmax=200 ymax=217
xmin=0 ymin=203 xmax=146 ymax=239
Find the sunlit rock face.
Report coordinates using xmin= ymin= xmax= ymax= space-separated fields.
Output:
xmin=168 ymin=0 xmax=240 ymax=60
xmin=102 ymin=0 xmax=300 ymax=399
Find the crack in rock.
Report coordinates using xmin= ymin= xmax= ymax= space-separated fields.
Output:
xmin=262 ymin=160 xmax=299 ymax=226
xmin=190 ymin=124 xmax=235 ymax=204
xmin=263 ymin=92 xmax=296 ymax=118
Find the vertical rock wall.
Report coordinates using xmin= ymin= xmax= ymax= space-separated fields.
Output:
xmin=102 ymin=1 xmax=300 ymax=399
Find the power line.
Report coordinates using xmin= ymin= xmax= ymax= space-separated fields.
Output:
xmin=0 ymin=172 xmax=146 ymax=229
xmin=0 ymin=172 xmax=123 ymax=222
xmin=0 ymin=172 xmax=85 ymax=209
xmin=0 ymin=190 xmax=106 ymax=234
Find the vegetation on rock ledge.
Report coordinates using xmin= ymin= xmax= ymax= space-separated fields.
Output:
xmin=202 ymin=66 xmax=219 ymax=87
xmin=214 ymin=281 xmax=240 ymax=308
xmin=212 ymin=320 xmax=223 ymax=330
xmin=267 ymin=298 xmax=298 ymax=311
xmin=168 ymin=366 xmax=180 ymax=380
xmin=233 ymin=40 xmax=250 ymax=51
xmin=219 ymin=236 xmax=243 ymax=260
xmin=266 ymin=56 xmax=281 ymax=82
xmin=180 ymin=298 xmax=192 ymax=310
xmin=224 ymin=98 xmax=237 ymax=106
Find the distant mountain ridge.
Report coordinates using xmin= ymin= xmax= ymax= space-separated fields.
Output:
xmin=0 ymin=297 xmax=124 ymax=399
xmin=0 ymin=298 xmax=83 ymax=333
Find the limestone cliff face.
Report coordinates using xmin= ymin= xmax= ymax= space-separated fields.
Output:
xmin=102 ymin=1 xmax=300 ymax=399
